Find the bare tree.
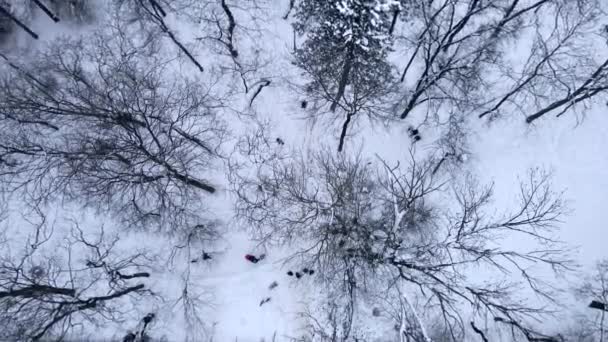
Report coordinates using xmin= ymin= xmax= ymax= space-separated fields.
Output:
xmin=111 ymin=0 xmax=207 ymax=73
xmin=0 ymin=25 xmax=228 ymax=234
xmin=193 ymin=0 xmax=272 ymax=97
xmin=167 ymin=221 xmax=220 ymax=342
xmin=569 ymin=259 xmax=608 ymax=342
xmin=233 ymin=147 xmax=572 ymax=341
xmin=557 ymin=317 xmax=597 ymax=342
xmin=46 ymin=0 xmax=95 ymax=23
xmin=392 ymin=0 xmax=607 ymax=125
xmin=0 ymin=0 xmax=95 ymax=43
xmin=290 ymin=0 xmax=607 ymax=153
xmin=297 ymin=297 xmax=358 ymax=341
xmin=0 ymin=13 xmax=229 ymax=339
xmin=0 ymin=211 xmax=155 ymax=341
xmin=0 ymin=1 xmax=38 ymax=39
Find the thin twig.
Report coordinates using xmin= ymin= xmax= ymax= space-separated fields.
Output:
xmin=249 ymin=79 xmax=271 ymax=107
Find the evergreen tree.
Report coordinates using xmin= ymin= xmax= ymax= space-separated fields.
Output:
xmin=294 ymin=0 xmax=400 ymax=151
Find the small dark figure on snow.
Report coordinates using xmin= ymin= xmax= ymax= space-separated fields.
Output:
xmin=287 ymin=271 xmax=294 ymax=276
xmin=269 ymin=281 xmax=278 ymax=290
xmin=143 ymin=313 xmax=155 ymax=325
xmin=140 ymin=313 xmax=155 ymax=337
xmin=259 ymin=297 xmax=271 ymax=306
xmin=302 ymin=268 xmax=314 ymax=275
xmin=191 ymin=251 xmax=212 ymax=263
xmin=245 ymin=254 xmax=259 ymax=263
xmin=276 ymin=137 xmax=285 ymax=145
xmin=295 ymin=272 xmax=302 ymax=279
xmin=407 ymin=126 xmax=421 ymax=142
xmin=245 ymin=253 xmax=265 ymax=263
xmin=301 ymin=100 xmax=308 ymax=109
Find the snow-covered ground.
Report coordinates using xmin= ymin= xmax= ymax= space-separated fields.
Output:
xmin=1 ymin=1 xmax=608 ymax=341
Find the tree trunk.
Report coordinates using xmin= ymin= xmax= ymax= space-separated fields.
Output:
xmin=283 ymin=0 xmax=295 ymax=20
xmin=338 ymin=111 xmax=354 ymax=152
xmin=389 ymin=9 xmax=400 ymax=35
xmin=330 ymin=43 xmax=354 ymax=112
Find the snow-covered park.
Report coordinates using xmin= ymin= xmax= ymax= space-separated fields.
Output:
xmin=1 ymin=1 xmax=608 ymax=341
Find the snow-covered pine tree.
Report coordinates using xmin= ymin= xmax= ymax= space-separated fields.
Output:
xmin=293 ymin=0 xmax=401 ymax=151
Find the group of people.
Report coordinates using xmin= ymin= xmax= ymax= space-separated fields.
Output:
xmin=407 ymin=126 xmax=422 ymax=142
xmin=286 ymin=267 xmax=314 ymax=279
xmin=244 ymin=253 xmax=316 ymax=308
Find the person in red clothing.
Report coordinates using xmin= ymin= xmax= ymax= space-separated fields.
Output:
xmin=245 ymin=253 xmax=265 ymax=263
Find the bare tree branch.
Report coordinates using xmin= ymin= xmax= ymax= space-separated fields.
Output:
xmin=33 ymin=0 xmax=60 ymax=22
xmin=0 ymin=5 xmax=38 ymax=39
xmin=232 ymin=148 xmax=571 ymax=340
